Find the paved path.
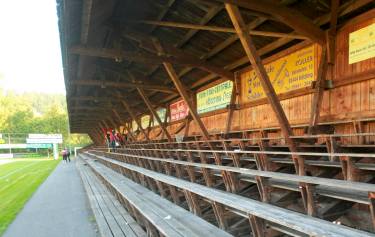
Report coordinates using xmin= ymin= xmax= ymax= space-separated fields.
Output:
xmin=4 ymin=159 xmax=99 ymax=237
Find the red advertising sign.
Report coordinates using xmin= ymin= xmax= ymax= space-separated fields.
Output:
xmin=170 ymin=100 xmax=189 ymax=122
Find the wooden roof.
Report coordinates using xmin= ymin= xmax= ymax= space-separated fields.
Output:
xmin=56 ymin=0 xmax=374 ymax=133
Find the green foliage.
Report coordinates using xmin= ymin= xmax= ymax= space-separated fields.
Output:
xmin=0 ymin=87 xmax=92 ymax=147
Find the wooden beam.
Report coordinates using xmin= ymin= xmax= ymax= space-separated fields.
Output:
xmin=176 ymin=5 xmax=223 ymax=47
xmin=122 ymin=31 xmax=234 ymax=81
xmin=118 ymin=96 xmax=150 ymax=141
xmin=158 ymin=0 xmax=369 ymax=105
xmin=80 ymin=0 xmax=93 ymax=44
xmin=113 ymin=109 xmax=136 ymax=142
xmin=137 ymin=20 xmax=308 ymax=39
xmin=137 ymin=88 xmax=172 ymax=142
xmin=153 ymin=40 xmax=210 ymax=140
xmin=70 ymin=45 xmax=233 ymax=80
xmin=309 ymin=1 xmax=339 ymax=134
xmin=70 ymin=96 xmax=120 ymax=102
xmin=225 ymin=4 xmax=304 ymax=175
xmin=225 ymin=75 xmax=239 ymax=134
xmin=211 ymin=0 xmax=326 ymax=45
xmin=164 ymin=67 xmax=210 ymax=139
xmin=72 ymin=79 xmax=177 ymax=94
xmin=308 ymin=47 xmax=328 ymax=134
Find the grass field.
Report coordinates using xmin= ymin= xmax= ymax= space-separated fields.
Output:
xmin=0 ymin=158 xmax=60 ymax=236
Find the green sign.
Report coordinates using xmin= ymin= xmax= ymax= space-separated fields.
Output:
xmin=26 ymin=144 xmax=52 ymax=149
xmin=153 ymin=108 xmax=167 ymax=126
xmin=197 ymin=80 xmax=233 ymax=114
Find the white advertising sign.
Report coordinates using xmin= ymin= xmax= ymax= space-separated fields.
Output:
xmin=28 ymin=134 xmax=62 ymax=139
xmin=26 ymin=138 xmax=63 ymax=144
xmin=0 ymin=154 xmax=13 ymax=158
xmin=0 ymin=144 xmax=27 ymax=149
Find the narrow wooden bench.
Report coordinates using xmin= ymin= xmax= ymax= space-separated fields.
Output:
xmin=80 ymin=156 xmax=233 ymax=237
xmin=77 ymin=160 xmax=147 ymax=237
xmin=84 ymin=153 xmax=375 ymax=237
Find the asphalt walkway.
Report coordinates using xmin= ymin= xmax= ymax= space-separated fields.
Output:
xmin=3 ymin=159 xmax=99 ymax=237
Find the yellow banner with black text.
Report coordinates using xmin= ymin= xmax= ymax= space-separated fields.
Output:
xmin=241 ymin=45 xmax=316 ymax=102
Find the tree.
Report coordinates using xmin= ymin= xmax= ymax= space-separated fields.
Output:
xmin=0 ymin=87 xmax=92 ymax=147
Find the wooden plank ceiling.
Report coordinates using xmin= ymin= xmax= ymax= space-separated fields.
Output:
xmin=56 ymin=0 xmax=374 ymax=133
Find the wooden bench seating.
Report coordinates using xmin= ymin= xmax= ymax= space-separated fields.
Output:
xmin=88 ymin=151 xmax=374 ymax=205
xmin=83 ymin=152 xmax=375 ymax=237
xmin=77 ymin=159 xmax=147 ymax=237
xmin=79 ymin=156 xmax=233 ymax=237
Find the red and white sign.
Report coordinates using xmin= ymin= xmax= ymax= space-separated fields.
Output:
xmin=170 ymin=100 xmax=189 ymax=122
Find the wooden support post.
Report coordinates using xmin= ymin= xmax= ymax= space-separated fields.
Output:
xmin=212 ymin=201 xmax=228 ymax=230
xmin=255 ymin=176 xmax=270 ymax=203
xmin=225 ymin=74 xmax=239 ymax=134
xmin=119 ymin=97 xmax=150 ymax=141
xmin=168 ymin=185 xmax=181 ymax=205
xmin=325 ymin=136 xmax=340 ymax=162
xmin=185 ymin=143 xmax=198 ymax=183
xmin=339 ymin=156 xmax=360 ymax=181
xmin=183 ymin=190 xmax=202 ymax=216
xmin=309 ymin=0 xmax=338 ymax=133
xmin=154 ymin=38 xmax=235 ymax=189
xmin=137 ymin=87 xmax=172 ymax=142
xmin=308 ymin=46 xmax=328 ymax=134
xmin=299 ymin=182 xmax=317 ymax=216
xmin=153 ymin=39 xmax=211 ymax=141
xmin=196 ymin=141 xmax=214 ymax=187
xmin=222 ymin=141 xmax=241 ymax=167
xmin=155 ymin=180 xmax=167 ymax=198
xmin=248 ymin=214 xmax=265 ymax=237
xmin=108 ymin=117 xmax=118 ymax=131
xmin=225 ymin=4 xmax=304 ymax=175
xmin=353 ymin=121 xmax=365 ymax=144
xmin=102 ymin=120 xmax=111 ymax=130
xmin=369 ymin=192 xmax=375 ymax=231
xmin=113 ymin=109 xmax=136 ymax=142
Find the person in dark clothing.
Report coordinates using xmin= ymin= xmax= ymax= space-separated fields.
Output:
xmin=66 ymin=149 xmax=71 ymax=162
xmin=110 ymin=130 xmax=116 ymax=152
xmin=106 ymin=132 xmax=111 ymax=152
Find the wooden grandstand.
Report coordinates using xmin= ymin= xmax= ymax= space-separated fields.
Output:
xmin=57 ymin=0 xmax=375 ymax=236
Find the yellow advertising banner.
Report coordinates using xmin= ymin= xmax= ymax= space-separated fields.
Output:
xmin=241 ymin=45 xmax=316 ymax=102
xmin=131 ymin=120 xmax=138 ymax=132
xmin=349 ymin=23 xmax=375 ymax=64
xmin=197 ymin=80 xmax=233 ymax=114
xmin=141 ymin=115 xmax=150 ymax=129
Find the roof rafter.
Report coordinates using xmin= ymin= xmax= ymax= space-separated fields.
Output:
xmin=207 ymin=0 xmax=326 ymax=45
xmin=70 ymin=45 xmax=234 ymax=80
xmin=71 ymin=79 xmax=178 ymax=94
xmin=135 ymin=20 xmax=308 ymax=39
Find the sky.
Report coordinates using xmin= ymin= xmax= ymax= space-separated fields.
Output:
xmin=0 ymin=0 xmax=66 ymax=94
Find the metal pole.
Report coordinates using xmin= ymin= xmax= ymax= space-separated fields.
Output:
xmin=8 ymin=133 xmax=11 ymax=155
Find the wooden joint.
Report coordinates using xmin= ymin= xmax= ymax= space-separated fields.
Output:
xmin=248 ymin=214 xmax=265 ymax=237
xmin=183 ymin=190 xmax=202 ymax=216
xmin=212 ymin=201 xmax=228 ymax=230
xmin=311 ymin=79 xmax=333 ymax=89
xmin=339 ymin=156 xmax=360 ymax=181
xmin=369 ymin=192 xmax=375 ymax=231
xmin=299 ymin=182 xmax=317 ymax=216
xmin=226 ymin=103 xmax=240 ymax=110
xmin=255 ymin=176 xmax=270 ymax=203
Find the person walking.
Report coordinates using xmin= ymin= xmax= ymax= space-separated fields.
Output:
xmin=66 ymin=149 xmax=71 ymax=162
xmin=61 ymin=149 xmax=67 ymax=163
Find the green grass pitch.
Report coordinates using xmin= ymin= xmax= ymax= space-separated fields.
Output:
xmin=0 ymin=159 xmax=60 ymax=235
